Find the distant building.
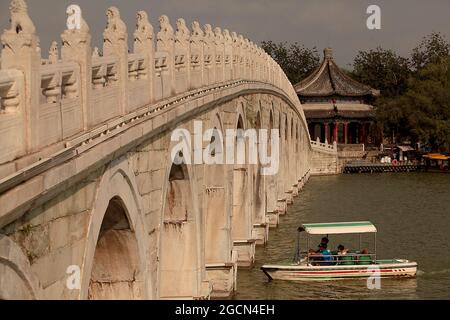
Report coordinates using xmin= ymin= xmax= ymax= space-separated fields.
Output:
xmin=295 ymin=48 xmax=380 ymax=145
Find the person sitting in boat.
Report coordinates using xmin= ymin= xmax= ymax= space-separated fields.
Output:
xmin=357 ymin=248 xmax=373 ymax=265
xmin=318 ymin=237 xmax=329 ymax=250
xmin=337 ymin=244 xmax=348 ymax=255
xmin=318 ymin=243 xmax=334 ymax=265
xmin=337 ymin=245 xmax=354 ymax=265
xmin=308 ymin=249 xmax=322 ymax=265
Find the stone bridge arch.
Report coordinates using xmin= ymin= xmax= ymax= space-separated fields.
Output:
xmin=81 ymin=158 xmax=151 ymax=300
xmin=0 ymin=235 xmax=42 ymax=300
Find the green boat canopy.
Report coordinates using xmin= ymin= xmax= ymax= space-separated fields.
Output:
xmin=300 ymin=221 xmax=377 ymax=235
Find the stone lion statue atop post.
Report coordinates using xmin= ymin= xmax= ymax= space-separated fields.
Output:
xmin=135 ymin=11 xmax=153 ymax=39
xmin=175 ymin=18 xmax=190 ymax=47
xmin=104 ymin=6 xmax=127 ymax=42
xmin=157 ymin=15 xmax=174 ymax=50
xmin=5 ymin=0 xmax=36 ymax=34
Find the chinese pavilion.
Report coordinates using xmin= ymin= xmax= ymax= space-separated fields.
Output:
xmin=295 ymin=48 xmax=380 ymax=145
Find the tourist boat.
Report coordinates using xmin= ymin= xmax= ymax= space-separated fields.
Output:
xmin=261 ymin=221 xmax=417 ymax=281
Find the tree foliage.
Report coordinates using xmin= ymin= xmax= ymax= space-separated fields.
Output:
xmin=411 ymin=32 xmax=450 ymax=71
xmin=260 ymin=41 xmax=320 ymax=85
xmin=351 ymin=47 xmax=411 ymax=97
xmin=376 ymin=58 xmax=450 ymax=151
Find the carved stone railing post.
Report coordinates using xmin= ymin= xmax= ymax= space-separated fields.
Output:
xmin=174 ymin=18 xmax=190 ymax=94
xmin=214 ymin=27 xmax=225 ymax=84
xmin=256 ymin=47 xmax=263 ymax=82
xmin=203 ymin=24 xmax=215 ymax=86
xmin=190 ymin=21 xmax=204 ymax=89
xmin=223 ymin=29 xmax=233 ymax=82
xmin=61 ymin=4 xmax=91 ymax=130
xmin=243 ymin=38 xmax=250 ymax=80
xmin=231 ymin=32 xmax=240 ymax=80
xmin=134 ymin=10 xmax=154 ymax=103
xmin=103 ymin=6 xmax=128 ymax=114
xmin=155 ymin=15 xmax=175 ymax=100
xmin=1 ymin=0 xmax=41 ymax=152
xmin=251 ymin=42 xmax=258 ymax=81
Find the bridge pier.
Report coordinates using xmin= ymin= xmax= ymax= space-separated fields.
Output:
xmin=205 ymin=250 xmax=237 ymax=298
xmin=277 ymin=199 xmax=288 ymax=215
xmin=232 ymin=240 xmax=256 ymax=268
xmin=252 ymin=223 xmax=269 ymax=245
xmin=266 ymin=211 xmax=280 ymax=228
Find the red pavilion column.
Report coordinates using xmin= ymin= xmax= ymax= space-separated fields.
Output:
xmin=333 ymin=122 xmax=338 ymax=143
xmin=344 ymin=123 xmax=349 ymax=144
xmin=361 ymin=123 xmax=366 ymax=145
xmin=324 ymin=123 xmax=330 ymax=143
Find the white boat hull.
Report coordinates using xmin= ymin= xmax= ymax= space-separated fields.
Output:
xmin=261 ymin=260 xmax=417 ymax=281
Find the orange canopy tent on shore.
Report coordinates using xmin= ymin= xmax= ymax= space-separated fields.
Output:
xmin=423 ymin=154 xmax=450 ymax=161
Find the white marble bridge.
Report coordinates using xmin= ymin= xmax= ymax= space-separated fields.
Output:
xmin=0 ymin=0 xmax=335 ymax=300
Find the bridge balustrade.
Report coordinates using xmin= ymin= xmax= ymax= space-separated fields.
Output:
xmin=0 ymin=0 xmax=303 ymax=170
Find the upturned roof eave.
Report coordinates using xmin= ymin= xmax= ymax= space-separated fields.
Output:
xmin=294 ymin=48 xmax=380 ymax=98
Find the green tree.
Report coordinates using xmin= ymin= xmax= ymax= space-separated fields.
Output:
xmin=261 ymin=41 xmax=320 ymax=85
xmin=411 ymin=32 xmax=450 ymax=71
xmin=351 ymin=47 xmax=411 ymax=97
xmin=376 ymin=58 xmax=450 ymax=151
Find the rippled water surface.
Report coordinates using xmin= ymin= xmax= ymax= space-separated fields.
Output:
xmin=236 ymin=173 xmax=450 ymax=299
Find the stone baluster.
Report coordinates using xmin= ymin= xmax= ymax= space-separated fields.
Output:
xmin=214 ymin=27 xmax=225 ymax=84
xmin=1 ymin=0 xmax=41 ymax=152
xmin=136 ymin=59 xmax=147 ymax=80
xmin=103 ymin=6 xmax=128 ymax=114
xmin=62 ymin=71 xmax=78 ymax=99
xmin=190 ymin=21 xmax=204 ymax=89
xmin=223 ymin=29 xmax=233 ymax=82
xmin=92 ymin=64 xmax=106 ymax=89
xmin=42 ymin=73 xmax=61 ymax=103
xmin=106 ymin=62 xmax=118 ymax=84
xmin=174 ymin=18 xmax=190 ymax=94
xmin=128 ymin=59 xmax=139 ymax=81
xmin=0 ymin=81 xmax=20 ymax=113
xmin=61 ymin=4 xmax=91 ymax=130
xmin=134 ymin=10 xmax=154 ymax=101
xmin=155 ymin=15 xmax=175 ymax=100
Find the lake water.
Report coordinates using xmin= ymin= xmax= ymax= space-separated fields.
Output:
xmin=236 ymin=173 xmax=450 ymax=299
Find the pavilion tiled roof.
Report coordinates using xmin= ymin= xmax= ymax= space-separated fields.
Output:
xmin=294 ymin=48 xmax=380 ymax=98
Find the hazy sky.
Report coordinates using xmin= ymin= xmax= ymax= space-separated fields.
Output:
xmin=1 ymin=0 xmax=449 ymax=67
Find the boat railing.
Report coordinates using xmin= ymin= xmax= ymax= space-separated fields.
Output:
xmin=302 ymin=253 xmax=378 ymax=266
